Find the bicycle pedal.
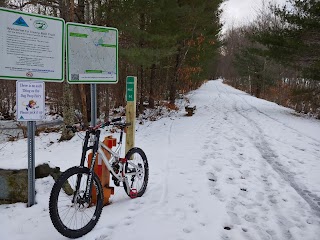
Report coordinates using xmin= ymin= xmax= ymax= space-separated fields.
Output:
xmin=130 ymin=189 xmax=138 ymax=199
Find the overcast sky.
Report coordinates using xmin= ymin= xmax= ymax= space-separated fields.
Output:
xmin=221 ymin=0 xmax=288 ymax=31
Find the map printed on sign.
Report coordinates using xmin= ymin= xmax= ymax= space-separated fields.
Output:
xmin=66 ymin=22 xmax=118 ymax=84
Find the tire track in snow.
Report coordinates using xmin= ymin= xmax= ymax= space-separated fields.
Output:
xmin=210 ymin=82 xmax=320 ymax=239
xmin=159 ymin=120 xmax=174 ymax=205
xmin=212 ymin=84 xmax=297 ymax=239
xmin=229 ymin=92 xmax=320 ymax=217
xmin=238 ymin=94 xmax=320 ymax=146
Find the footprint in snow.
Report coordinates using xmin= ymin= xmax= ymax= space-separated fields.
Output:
xmin=199 ymin=159 xmax=206 ymax=166
xmin=207 ymin=172 xmax=217 ymax=183
xmin=229 ymin=146 xmax=237 ymax=152
xmin=95 ymin=234 xmax=110 ymax=240
xmin=244 ymin=214 xmax=256 ymax=223
xmin=182 ymin=227 xmax=192 ymax=233
xmin=226 ymin=177 xmax=234 ymax=184
xmin=176 ymin=193 xmax=184 ymax=198
xmin=226 ymin=200 xmax=238 ymax=211
xmin=236 ymin=142 xmax=244 ymax=148
xmin=255 ymin=192 xmax=264 ymax=201
xmin=227 ymin=212 xmax=241 ymax=225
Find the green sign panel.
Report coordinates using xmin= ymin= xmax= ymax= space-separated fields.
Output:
xmin=66 ymin=22 xmax=118 ymax=84
xmin=126 ymin=76 xmax=135 ymax=102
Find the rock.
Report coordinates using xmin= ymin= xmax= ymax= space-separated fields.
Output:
xmin=35 ymin=163 xmax=60 ymax=179
xmin=0 ymin=169 xmax=28 ymax=204
xmin=0 ymin=164 xmax=63 ymax=204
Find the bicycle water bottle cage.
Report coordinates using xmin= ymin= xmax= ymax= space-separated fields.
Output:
xmin=130 ymin=189 xmax=138 ymax=198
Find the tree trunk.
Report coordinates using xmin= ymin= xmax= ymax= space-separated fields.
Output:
xmin=169 ymin=46 xmax=182 ymax=105
xmin=78 ymin=0 xmax=85 ymax=23
xmin=148 ymin=64 xmax=156 ymax=108
xmin=96 ymin=0 xmax=102 ymax=25
xmin=78 ymin=84 xmax=89 ymax=126
xmin=60 ymin=82 xmax=75 ymax=141
xmin=139 ymin=65 xmax=145 ymax=113
xmin=104 ymin=87 xmax=110 ymax=121
xmin=255 ymin=74 xmax=262 ymax=98
xmin=91 ymin=0 xmax=96 ymax=24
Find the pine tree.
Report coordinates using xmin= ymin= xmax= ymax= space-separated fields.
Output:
xmin=256 ymin=0 xmax=320 ymax=81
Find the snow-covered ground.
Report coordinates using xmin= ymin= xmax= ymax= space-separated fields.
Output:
xmin=1 ymin=80 xmax=320 ymax=240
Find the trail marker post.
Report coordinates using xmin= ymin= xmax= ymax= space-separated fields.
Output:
xmin=125 ymin=76 xmax=137 ymax=154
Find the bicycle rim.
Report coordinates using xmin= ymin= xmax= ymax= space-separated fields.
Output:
xmin=49 ymin=167 xmax=103 ymax=238
xmin=124 ymin=148 xmax=149 ymax=197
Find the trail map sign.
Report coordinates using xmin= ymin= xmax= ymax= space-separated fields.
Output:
xmin=16 ymin=81 xmax=45 ymax=121
xmin=0 ymin=8 xmax=64 ymax=82
xmin=66 ymin=22 xmax=118 ymax=84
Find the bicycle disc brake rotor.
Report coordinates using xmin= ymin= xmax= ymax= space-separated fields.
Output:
xmin=74 ymin=190 xmax=89 ymax=212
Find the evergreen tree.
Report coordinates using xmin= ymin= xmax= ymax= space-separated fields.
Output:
xmin=256 ymin=0 xmax=320 ymax=81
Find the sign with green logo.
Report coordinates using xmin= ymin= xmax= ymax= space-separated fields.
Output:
xmin=66 ymin=22 xmax=118 ymax=84
xmin=126 ymin=76 xmax=135 ymax=102
xmin=34 ymin=20 xmax=48 ymax=30
xmin=0 ymin=7 xmax=65 ymax=82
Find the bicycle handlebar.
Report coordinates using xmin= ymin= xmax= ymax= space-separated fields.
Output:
xmin=66 ymin=117 xmax=130 ymax=133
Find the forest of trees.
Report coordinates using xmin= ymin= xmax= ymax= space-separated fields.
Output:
xmin=0 ymin=0 xmax=224 ymax=127
xmin=1 ymin=0 xmax=319 ymax=128
xmin=218 ymin=0 xmax=320 ymax=118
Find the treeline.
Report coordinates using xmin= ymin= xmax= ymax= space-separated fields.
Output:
xmin=218 ymin=0 xmax=320 ymax=118
xmin=0 ymin=0 xmax=223 ymax=124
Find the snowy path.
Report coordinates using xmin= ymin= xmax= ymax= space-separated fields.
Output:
xmin=1 ymin=80 xmax=320 ymax=240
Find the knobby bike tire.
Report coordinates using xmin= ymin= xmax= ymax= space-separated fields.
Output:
xmin=49 ymin=166 xmax=103 ymax=239
xmin=123 ymin=147 xmax=149 ymax=197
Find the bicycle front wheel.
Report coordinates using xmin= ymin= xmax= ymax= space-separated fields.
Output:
xmin=123 ymin=147 xmax=149 ymax=198
xmin=49 ymin=166 xmax=103 ymax=239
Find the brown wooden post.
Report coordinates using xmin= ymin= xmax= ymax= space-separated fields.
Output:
xmin=125 ymin=76 xmax=137 ymax=155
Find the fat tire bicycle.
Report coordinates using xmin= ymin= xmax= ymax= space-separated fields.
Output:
xmin=49 ymin=118 xmax=149 ymax=239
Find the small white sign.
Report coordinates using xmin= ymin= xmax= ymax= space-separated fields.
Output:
xmin=16 ymin=81 xmax=45 ymax=121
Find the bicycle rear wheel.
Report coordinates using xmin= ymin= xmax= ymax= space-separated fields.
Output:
xmin=123 ymin=147 xmax=149 ymax=198
xmin=49 ymin=166 xmax=103 ymax=239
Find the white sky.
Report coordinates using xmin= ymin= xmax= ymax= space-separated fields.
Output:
xmin=221 ymin=0 xmax=288 ymax=31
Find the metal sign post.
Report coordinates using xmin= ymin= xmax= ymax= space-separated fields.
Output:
xmin=27 ymin=121 xmax=36 ymax=207
xmin=16 ymin=81 xmax=45 ymax=207
xmin=91 ymin=84 xmax=97 ymax=126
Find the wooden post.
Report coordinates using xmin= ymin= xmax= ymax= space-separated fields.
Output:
xmin=125 ymin=76 xmax=137 ymax=154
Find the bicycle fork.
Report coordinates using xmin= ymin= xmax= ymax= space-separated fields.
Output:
xmin=73 ymin=130 xmax=100 ymax=204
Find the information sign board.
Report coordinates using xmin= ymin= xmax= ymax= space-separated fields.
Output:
xmin=66 ymin=22 xmax=118 ymax=84
xmin=0 ymin=8 xmax=65 ymax=82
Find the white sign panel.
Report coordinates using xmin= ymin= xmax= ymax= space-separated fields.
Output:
xmin=16 ymin=81 xmax=45 ymax=121
xmin=0 ymin=8 xmax=65 ymax=82
xmin=66 ymin=22 xmax=118 ymax=84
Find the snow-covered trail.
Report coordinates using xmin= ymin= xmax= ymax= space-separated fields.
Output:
xmin=1 ymin=80 xmax=320 ymax=240
xmin=88 ymin=80 xmax=320 ymax=240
